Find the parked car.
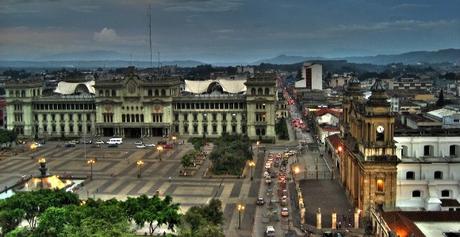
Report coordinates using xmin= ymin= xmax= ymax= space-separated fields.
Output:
xmin=83 ymin=140 xmax=92 ymax=144
xmin=281 ymin=207 xmax=289 ymax=217
xmin=256 ymin=197 xmax=265 ymax=205
xmin=145 ymin=143 xmax=155 ymax=147
xmin=163 ymin=143 xmax=173 ymax=149
xmin=108 ymin=144 xmax=118 ymax=148
xmin=95 ymin=140 xmax=105 ymax=144
xmin=134 ymin=141 xmax=143 ymax=145
xmin=136 ymin=144 xmax=146 ymax=149
xmin=69 ymin=139 xmax=80 ymax=144
xmin=64 ymin=143 xmax=76 ymax=148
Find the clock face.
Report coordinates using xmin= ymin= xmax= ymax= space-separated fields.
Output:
xmin=376 ymin=125 xmax=384 ymax=133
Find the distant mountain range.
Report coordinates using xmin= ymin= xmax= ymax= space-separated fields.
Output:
xmin=1 ymin=48 xmax=459 ymax=68
xmin=0 ymin=60 xmax=205 ymax=69
xmin=254 ymin=49 xmax=460 ymax=65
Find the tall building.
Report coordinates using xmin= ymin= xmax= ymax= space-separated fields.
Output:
xmin=328 ymin=78 xmax=399 ymax=213
xmin=5 ymin=71 xmax=277 ymax=141
xmin=294 ymin=63 xmax=322 ymax=90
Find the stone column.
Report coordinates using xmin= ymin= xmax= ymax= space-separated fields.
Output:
xmin=316 ymin=208 xmax=322 ymax=229
xmin=332 ymin=210 xmax=337 ymax=229
xmin=354 ymin=208 xmax=360 ymax=228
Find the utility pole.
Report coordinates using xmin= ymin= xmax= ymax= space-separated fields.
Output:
xmin=148 ymin=3 xmax=153 ymax=69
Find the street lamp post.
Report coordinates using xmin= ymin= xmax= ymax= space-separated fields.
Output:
xmin=87 ymin=159 xmax=96 ymax=180
xmin=237 ymin=204 xmax=245 ymax=229
xmin=136 ymin=160 xmax=144 ymax=178
xmin=172 ymin=136 xmax=177 ymax=147
xmin=30 ymin=143 xmax=37 ymax=160
xmin=248 ymin=160 xmax=255 ymax=181
xmin=157 ymin=145 xmax=163 ymax=161
xmin=256 ymin=141 xmax=260 ymax=155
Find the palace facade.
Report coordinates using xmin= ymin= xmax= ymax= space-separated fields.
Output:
xmin=5 ymin=71 xmax=277 ymax=141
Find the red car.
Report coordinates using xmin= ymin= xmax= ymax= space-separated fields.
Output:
xmin=163 ymin=144 xmax=173 ymax=149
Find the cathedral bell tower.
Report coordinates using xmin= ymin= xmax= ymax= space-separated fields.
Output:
xmin=339 ymin=79 xmax=398 ymax=213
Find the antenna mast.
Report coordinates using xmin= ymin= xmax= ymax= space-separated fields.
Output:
xmin=148 ymin=3 xmax=153 ymax=69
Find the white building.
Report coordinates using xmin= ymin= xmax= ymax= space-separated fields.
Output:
xmin=394 ymin=133 xmax=460 ymax=211
xmin=294 ymin=63 xmax=322 ymax=90
xmin=427 ymin=107 xmax=460 ymax=129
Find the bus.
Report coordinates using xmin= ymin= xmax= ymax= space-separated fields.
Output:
xmin=107 ymin=138 xmax=123 ymax=145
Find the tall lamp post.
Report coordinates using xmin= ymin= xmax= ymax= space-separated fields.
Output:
xmin=172 ymin=135 xmax=177 ymax=147
xmin=237 ymin=203 xmax=245 ymax=229
xmin=136 ymin=160 xmax=144 ymax=178
xmin=157 ymin=145 xmax=163 ymax=161
xmin=30 ymin=143 xmax=37 ymax=160
xmin=256 ymin=141 xmax=260 ymax=155
xmin=87 ymin=159 xmax=96 ymax=180
xmin=249 ymin=160 xmax=255 ymax=181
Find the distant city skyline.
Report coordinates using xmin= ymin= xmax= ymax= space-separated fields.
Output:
xmin=1 ymin=0 xmax=459 ymax=63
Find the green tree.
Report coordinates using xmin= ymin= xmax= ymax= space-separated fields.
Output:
xmin=178 ymin=199 xmax=224 ymax=237
xmin=34 ymin=207 xmax=72 ymax=237
xmin=181 ymin=153 xmax=194 ymax=168
xmin=0 ymin=208 xmax=24 ymax=235
xmin=133 ymin=195 xmax=181 ymax=235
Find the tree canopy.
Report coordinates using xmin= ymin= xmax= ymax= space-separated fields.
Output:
xmin=209 ymin=134 xmax=252 ymax=175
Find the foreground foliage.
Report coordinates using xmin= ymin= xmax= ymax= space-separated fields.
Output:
xmin=0 ymin=190 xmax=181 ymax=237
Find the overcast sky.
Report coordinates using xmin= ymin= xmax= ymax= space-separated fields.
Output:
xmin=1 ymin=0 xmax=459 ymax=63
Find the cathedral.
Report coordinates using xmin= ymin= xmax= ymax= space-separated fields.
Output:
xmin=330 ymin=78 xmax=399 ymax=213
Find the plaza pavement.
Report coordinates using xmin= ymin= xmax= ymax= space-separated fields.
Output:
xmin=0 ymin=139 xmax=264 ymax=236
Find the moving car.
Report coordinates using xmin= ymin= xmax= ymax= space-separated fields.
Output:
xmin=265 ymin=178 xmax=272 ymax=185
xmin=134 ymin=141 xmax=143 ymax=145
xmin=108 ymin=143 xmax=118 ymax=148
xmin=145 ymin=143 xmax=155 ymax=147
xmin=281 ymin=207 xmax=289 ymax=217
xmin=136 ymin=144 xmax=146 ymax=149
xmin=256 ymin=197 xmax=265 ymax=205
xmin=265 ymin=226 xmax=275 ymax=237
xmin=95 ymin=140 xmax=105 ymax=144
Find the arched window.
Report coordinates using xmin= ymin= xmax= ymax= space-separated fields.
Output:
xmin=161 ymin=89 xmax=166 ymax=96
xmin=148 ymin=89 xmax=153 ymax=96
xmin=434 ymin=171 xmax=443 ymax=180
xmin=264 ymin=88 xmax=270 ymax=95
xmin=251 ymin=88 xmax=256 ymax=95
xmin=441 ymin=190 xmax=450 ymax=197
xmin=111 ymin=90 xmax=116 ymax=97
xmin=257 ymin=88 xmax=263 ymax=95
xmin=21 ymin=90 xmax=26 ymax=97
xmin=155 ymin=89 xmax=159 ymax=96
xmin=412 ymin=190 xmax=421 ymax=198
xmin=406 ymin=171 xmax=415 ymax=180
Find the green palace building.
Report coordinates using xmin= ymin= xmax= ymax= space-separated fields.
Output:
xmin=5 ymin=71 xmax=278 ymax=141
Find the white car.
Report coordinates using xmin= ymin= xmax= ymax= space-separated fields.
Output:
xmin=95 ymin=140 xmax=105 ymax=144
xmin=265 ymin=226 xmax=275 ymax=237
xmin=136 ymin=144 xmax=146 ymax=149
xmin=145 ymin=143 xmax=156 ymax=147
xmin=134 ymin=141 xmax=143 ymax=145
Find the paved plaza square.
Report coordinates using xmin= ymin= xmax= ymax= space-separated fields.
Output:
xmin=0 ymin=140 xmax=263 ymax=236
